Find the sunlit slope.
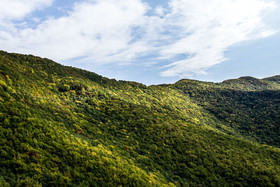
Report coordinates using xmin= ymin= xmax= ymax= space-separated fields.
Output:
xmin=0 ymin=51 xmax=280 ymax=186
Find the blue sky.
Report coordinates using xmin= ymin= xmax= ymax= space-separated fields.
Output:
xmin=0 ymin=0 xmax=279 ymax=85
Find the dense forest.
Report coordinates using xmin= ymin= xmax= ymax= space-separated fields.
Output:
xmin=0 ymin=50 xmax=280 ymax=186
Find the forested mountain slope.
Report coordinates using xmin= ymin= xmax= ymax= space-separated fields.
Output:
xmin=0 ymin=50 xmax=280 ymax=186
xmin=170 ymin=77 xmax=280 ymax=147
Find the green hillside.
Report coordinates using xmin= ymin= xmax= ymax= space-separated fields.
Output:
xmin=0 ymin=50 xmax=280 ymax=186
xmin=170 ymin=77 xmax=280 ymax=147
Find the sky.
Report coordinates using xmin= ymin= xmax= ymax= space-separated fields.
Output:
xmin=0 ymin=0 xmax=280 ymax=85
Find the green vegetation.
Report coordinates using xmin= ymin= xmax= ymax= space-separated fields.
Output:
xmin=0 ymin=50 xmax=280 ymax=186
xmin=171 ymin=77 xmax=280 ymax=147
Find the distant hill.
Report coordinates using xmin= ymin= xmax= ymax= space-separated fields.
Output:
xmin=0 ymin=50 xmax=280 ymax=186
xmin=171 ymin=76 xmax=280 ymax=147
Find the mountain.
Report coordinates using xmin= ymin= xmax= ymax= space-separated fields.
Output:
xmin=170 ymin=77 xmax=280 ymax=147
xmin=0 ymin=50 xmax=280 ymax=186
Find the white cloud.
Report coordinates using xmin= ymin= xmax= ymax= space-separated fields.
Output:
xmin=159 ymin=0 xmax=278 ymax=77
xmin=0 ymin=0 xmax=149 ymax=63
xmin=0 ymin=0 xmax=53 ymax=21
xmin=0 ymin=0 xmax=278 ymax=78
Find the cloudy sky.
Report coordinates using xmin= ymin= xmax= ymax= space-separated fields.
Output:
xmin=0 ymin=0 xmax=280 ymax=85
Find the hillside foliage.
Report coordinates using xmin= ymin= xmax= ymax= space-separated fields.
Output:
xmin=0 ymin=51 xmax=280 ymax=186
